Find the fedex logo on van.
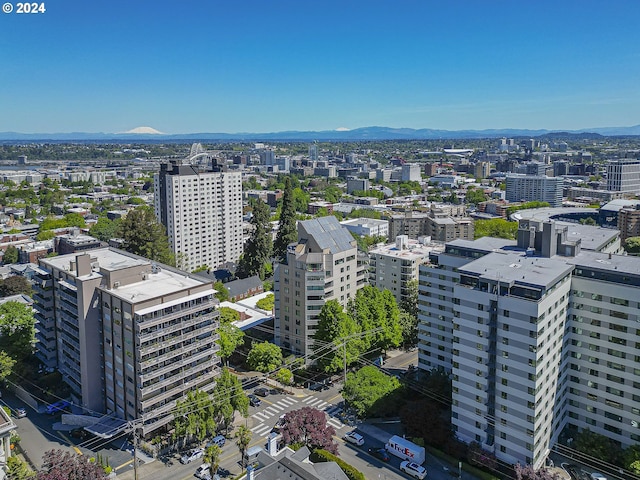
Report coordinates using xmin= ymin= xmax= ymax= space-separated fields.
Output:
xmin=389 ymin=441 xmax=415 ymax=459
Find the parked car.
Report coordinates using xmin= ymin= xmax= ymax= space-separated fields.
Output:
xmin=254 ymin=387 xmax=269 ymax=397
xmin=209 ymin=435 xmax=225 ymax=448
xmin=368 ymin=447 xmax=390 ymax=462
xmin=15 ymin=407 xmax=27 ymax=418
xmin=248 ymin=394 xmax=261 ymax=407
xmin=46 ymin=400 xmax=71 ymax=415
xmin=400 ymin=461 xmax=427 ymax=480
xmin=273 ymin=414 xmax=286 ymax=432
xmin=180 ymin=448 xmax=204 ymax=464
xmin=195 ymin=463 xmax=211 ymax=479
xmin=70 ymin=428 xmax=88 ymax=440
xmin=343 ymin=431 xmax=364 ymax=446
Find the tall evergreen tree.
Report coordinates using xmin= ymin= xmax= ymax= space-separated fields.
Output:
xmin=118 ymin=206 xmax=175 ymax=266
xmin=273 ymin=177 xmax=297 ymax=262
xmin=237 ymin=199 xmax=272 ymax=279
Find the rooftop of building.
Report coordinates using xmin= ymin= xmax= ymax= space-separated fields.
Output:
xmin=567 ymin=250 xmax=640 ymax=277
xmin=460 ymin=250 xmax=575 ymax=289
xmin=448 ymin=236 xmax=518 ymax=253
xmin=299 ymin=216 xmax=356 ymax=255
xmin=600 ymin=199 xmax=640 ymax=213
xmin=339 ymin=217 xmax=389 ymax=227
xmin=369 ymin=238 xmax=445 ymax=260
xmin=511 ymin=207 xmax=601 ymax=223
xmin=42 ymin=248 xmax=213 ymax=304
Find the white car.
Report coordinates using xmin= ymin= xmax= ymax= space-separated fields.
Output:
xmin=343 ymin=431 xmax=364 ymax=446
xmin=400 ymin=461 xmax=427 ymax=480
xmin=180 ymin=448 xmax=204 ymax=464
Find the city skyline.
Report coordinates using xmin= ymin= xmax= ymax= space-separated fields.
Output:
xmin=1 ymin=0 xmax=639 ymax=134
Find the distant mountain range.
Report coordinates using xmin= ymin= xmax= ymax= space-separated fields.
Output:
xmin=1 ymin=125 xmax=640 ymax=142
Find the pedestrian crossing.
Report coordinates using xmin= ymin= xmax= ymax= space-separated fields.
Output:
xmin=250 ymin=395 xmax=345 ymax=439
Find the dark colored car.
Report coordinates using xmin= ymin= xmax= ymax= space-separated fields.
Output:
xmin=254 ymin=387 xmax=269 ymax=397
xmin=70 ymin=428 xmax=88 ymax=440
xmin=248 ymin=394 xmax=262 ymax=407
xmin=368 ymin=447 xmax=390 ymax=462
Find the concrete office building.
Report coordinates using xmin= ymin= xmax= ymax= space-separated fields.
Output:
xmin=505 ymin=174 xmax=563 ymax=207
xmin=418 ymin=220 xmax=640 ymax=468
xmin=274 ymin=216 xmax=367 ymax=357
xmin=388 ymin=210 xmax=474 ymax=243
xmin=369 ymin=235 xmax=444 ymax=305
xmin=401 ymin=164 xmax=422 ymax=182
xmin=33 ymin=248 xmax=220 ymax=435
xmin=346 ymin=178 xmax=369 ymax=195
xmin=606 ymin=159 xmax=640 ymax=193
xmin=154 ymin=160 xmax=243 ymax=272
xmin=340 ymin=218 xmax=389 ymax=238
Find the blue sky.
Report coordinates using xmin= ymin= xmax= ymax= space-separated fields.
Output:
xmin=1 ymin=0 xmax=639 ymax=133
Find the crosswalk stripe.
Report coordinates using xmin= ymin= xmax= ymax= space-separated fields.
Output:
xmin=327 ymin=418 xmax=344 ymax=430
xmin=264 ymin=407 xmax=279 ymax=415
xmin=315 ymin=401 xmax=328 ymax=408
xmin=250 ymin=423 xmax=266 ymax=433
xmin=270 ymin=403 xmax=285 ymax=411
xmin=253 ymin=424 xmax=273 ymax=436
xmin=252 ymin=412 xmax=271 ymax=421
xmin=279 ymin=397 xmax=298 ymax=406
xmin=302 ymin=396 xmax=315 ymax=404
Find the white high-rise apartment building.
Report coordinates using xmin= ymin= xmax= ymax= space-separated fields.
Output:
xmin=418 ymin=220 xmax=640 ymax=468
xmin=505 ymin=174 xmax=563 ymax=207
xmin=274 ymin=216 xmax=368 ymax=357
xmin=33 ymin=248 xmax=220 ymax=436
xmin=154 ymin=160 xmax=243 ymax=272
xmin=606 ymin=158 xmax=640 ymax=193
xmin=368 ymin=235 xmax=443 ymax=306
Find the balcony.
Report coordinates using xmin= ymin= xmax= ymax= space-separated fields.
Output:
xmin=136 ymin=302 xmax=217 ymax=331
xmin=140 ymin=348 xmax=214 ymax=382
xmin=139 ymin=329 xmax=219 ymax=357
xmin=138 ymin=313 xmax=216 ymax=343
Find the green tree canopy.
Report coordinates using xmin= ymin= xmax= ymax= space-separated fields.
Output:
xmin=273 ymin=177 xmax=298 ymax=262
xmin=237 ymin=199 xmax=273 ymax=280
xmin=118 ymin=206 xmax=174 ymax=265
xmin=313 ymin=300 xmax=362 ymax=373
xmin=0 ymin=301 xmax=36 ymax=362
xmin=235 ymin=425 xmax=252 ymax=469
xmin=0 ymin=276 xmax=33 ymax=297
xmin=213 ymin=281 xmax=229 ymax=302
xmin=474 ymin=218 xmax=518 ymax=240
xmin=275 ymin=368 xmax=293 ymax=386
xmin=342 ymin=366 xmax=401 ymax=417
xmin=212 ymin=368 xmax=248 ymax=431
xmin=219 ymin=306 xmax=240 ymax=324
xmin=465 ymin=187 xmax=488 ymax=205
xmin=89 ymin=217 xmax=121 ymax=242
xmin=349 ymin=286 xmax=402 ymax=352
xmin=3 ymin=245 xmax=19 ymax=265
xmin=255 ymin=293 xmax=274 ymax=312
xmin=172 ymin=389 xmax=217 ymax=446
xmin=624 ymin=236 xmax=640 ymax=255
xmin=247 ymin=341 xmax=283 ymax=373
xmin=217 ymin=323 xmax=245 ymax=364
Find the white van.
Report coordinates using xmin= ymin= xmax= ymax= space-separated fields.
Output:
xmin=195 ymin=463 xmax=210 ymax=479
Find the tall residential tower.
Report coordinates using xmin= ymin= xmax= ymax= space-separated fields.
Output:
xmin=154 ymin=158 xmax=243 ymax=273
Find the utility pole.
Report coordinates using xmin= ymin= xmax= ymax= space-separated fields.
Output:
xmin=131 ymin=421 xmax=139 ymax=480
xmin=343 ymin=341 xmax=347 ymax=385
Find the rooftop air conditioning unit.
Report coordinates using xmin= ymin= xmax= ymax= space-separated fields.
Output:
xmin=113 ymin=281 xmax=120 ymax=289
